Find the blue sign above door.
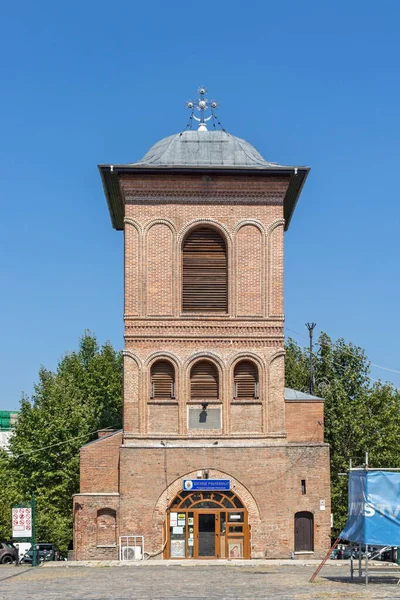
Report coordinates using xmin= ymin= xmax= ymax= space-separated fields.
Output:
xmin=183 ymin=479 xmax=230 ymax=491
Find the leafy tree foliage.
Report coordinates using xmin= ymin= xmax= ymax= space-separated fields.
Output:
xmin=2 ymin=328 xmax=399 ymax=551
xmin=0 ymin=332 xmax=122 ymax=553
xmin=285 ymin=332 xmax=400 ymax=538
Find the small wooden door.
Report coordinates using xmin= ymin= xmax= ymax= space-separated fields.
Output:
xmin=294 ymin=512 xmax=314 ymax=551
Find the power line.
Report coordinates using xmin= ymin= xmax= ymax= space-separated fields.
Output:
xmin=11 ymin=426 xmax=119 ymax=459
xmin=285 ymin=326 xmax=400 ymax=392
xmin=285 ymin=326 xmax=400 ymax=376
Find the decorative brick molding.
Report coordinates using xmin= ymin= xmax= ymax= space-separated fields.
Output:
xmin=267 ymin=219 xmax=285 ymax=318
xmin=123 ymin=217 xmax=142 ymax=231
xmin=143 ymin=218 xmax=177 ymax=234
xmin=122 ymin=350 xmax=142 ymax=367
xmin=124 ymin=323 xmax=284 ymax=338
xmin=153 ymin=468 xmax=261 ymax=523
xmin=144 ymin=351 xmax=182 ymax=368
xmin=124 ymin=339 xmax=284 ymax=347
xmin=183 ymin=350 xmax=226 ymax=374
xmin=177 ymin=218 xmax=232 ymax=244
xmin=124 ymin=190 xmax=285 ymax=205
xmin=267 ymin=218 xmax=286 ymax=236
xmin=233 ymin=219 xmax=266 ymax=235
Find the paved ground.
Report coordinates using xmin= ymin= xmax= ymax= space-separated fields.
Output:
xmin=2 ymin=562 xmax=400 ymax=599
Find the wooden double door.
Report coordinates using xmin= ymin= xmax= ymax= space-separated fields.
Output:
xmin=167 ymin=489 xmax=249 ymax=559
xmin=167 ymin=505 xmax=249 ymax=559
xmin=170 ymin=509 xmax=248 ymax=559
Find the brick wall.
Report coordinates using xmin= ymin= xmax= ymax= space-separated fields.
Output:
xmin=74 ymin=168 xmax=331 ymax=561
xmin=116 ymin=444 xmax=330 ymax=559
xmin=120 ymin=172 xmax=289 ymax=440
xmin=285 ymin=401 xmax=325 ymax=443
xmin=80 ymin=431 xmax=122 ymax=493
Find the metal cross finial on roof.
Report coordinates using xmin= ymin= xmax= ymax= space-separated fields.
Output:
xmin=185 ymin=86 xmax=219 ymax=132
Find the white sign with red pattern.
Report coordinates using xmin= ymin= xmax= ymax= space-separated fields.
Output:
xmin=12 ymin=507 xmax=32 ymax=538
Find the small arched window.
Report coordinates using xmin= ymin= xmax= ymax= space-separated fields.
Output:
xmin=182 ymin=227 xmax=228 ymax=312
xmin=234 ymin=361 xmax=259 ymax=398
xmin=190 ymin=360 xmax=219 ymax=400
xmin=150 ymin=360 xmax=175 ymax=399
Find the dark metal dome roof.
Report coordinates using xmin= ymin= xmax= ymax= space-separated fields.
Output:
xmin=132 ymin=130 xmax=284 ymax=169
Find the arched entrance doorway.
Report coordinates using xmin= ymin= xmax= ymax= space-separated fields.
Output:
xmin=165 ymin=490 xmax=250 ymax=559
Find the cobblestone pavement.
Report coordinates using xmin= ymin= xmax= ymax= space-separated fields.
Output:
xmin=2 ymin=564 xmax=400 ymax=599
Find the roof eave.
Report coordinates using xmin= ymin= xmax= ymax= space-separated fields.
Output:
xmin=99 ymin=164 xmax=310 ymax=231
xmin=283 ymin=167 xmax=310 ymax=231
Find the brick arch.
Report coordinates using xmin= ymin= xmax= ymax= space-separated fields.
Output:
xmin=123 ymin=219 xmax=142 ymax=316
xmin=227 ymin=351 xmax=265 ymax=374
xmin=153 ymin=468 xmax=261 ymax=523
xmin=145 ymin=353 xmax=180 ymax=404
xmin=122 ymin=350 xmax=142 ymax=367
xmin=96 ymin=507 xmax=117 ymax=547
xmin=269 ymin=350 xmax=286 ymax=365
xmin=233 ymin=219 xmax=266 ymax=235
xmin=184 ymin=351 xmax=225 ymax=375
xmin=144 ymin=220 xmax=176 ymax=316
xmin=229 ymin=353 xmax=265 ymax=403
xmin=123 ymin=217 xmax=142 ymax=233
xmin=266 ymin=218 xmax=285 ymax=236
xmin=186 ymin=355 xmax=223 ymax=403
xmin=177 ymin=220 xmax=233 ymax=317
xmin=267 ymin=350 xmax=286 ymax=433
xmin=144 ymin=351 xmax=181 ymax=370
xmin=267 ymin=220 xmax=285 ymax=318
xmin=177 ymin=219 xmax=231 ymax=245
xmin=143 ymin=218 xmax=176 ymax=234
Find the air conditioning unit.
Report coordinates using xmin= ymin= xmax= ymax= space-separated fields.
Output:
xmin=121 ymin=545 xmax=142 ymax=561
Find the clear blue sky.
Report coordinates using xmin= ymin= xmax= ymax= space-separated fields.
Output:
xmin=1 ymin=0 xmax=400 ymax=410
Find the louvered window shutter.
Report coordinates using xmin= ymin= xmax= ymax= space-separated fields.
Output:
xmin=190 ymin=361 xmax=219 ymax=399
xmin=150 ymin=361 xmax=175 ymax=398
xmin=182 ymin=228 xmax=227 ymax=312
xmin=234 ymin=361 xmax=258 ymax=398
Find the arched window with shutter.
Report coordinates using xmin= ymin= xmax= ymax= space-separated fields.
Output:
xmin=150 ymin=360 xmax=175 ymax=399
xmin=182 ymin=227 xmax=228 ymax=312
xmin=233 ymin=361 xmax=259 ymax=399
xmin=190 ymin=360 xmax=219 ymax=400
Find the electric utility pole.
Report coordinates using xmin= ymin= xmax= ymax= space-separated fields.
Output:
xmin=306 ymin=322 xmax=316 ymax=395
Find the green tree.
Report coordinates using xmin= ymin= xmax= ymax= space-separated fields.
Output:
xmin=285 ymin=332 xmax=400 ymax=538
xmin=1 ymin=332 xmax=122 ymax=553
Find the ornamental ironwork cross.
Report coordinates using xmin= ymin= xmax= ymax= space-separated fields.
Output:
xmin=185 ymin=86 xmax=219 ymax=131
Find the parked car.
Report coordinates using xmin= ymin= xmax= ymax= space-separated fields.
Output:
xmin=21 ymin=543 xmax=59 ymax=564
xmin=332 ymin=546 xmax=354 ymax=560
xmin=0 ymin=541 xmax=18 ymax=564
xmin=352 ymin=545 xmax=376 ymax=560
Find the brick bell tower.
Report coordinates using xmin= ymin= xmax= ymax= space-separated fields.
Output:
xmin=73 ymin=88 xmax=331 ymax=560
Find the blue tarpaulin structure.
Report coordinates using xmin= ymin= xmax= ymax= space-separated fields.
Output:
xmin=340 ymin=470 xmax=400 ymax=546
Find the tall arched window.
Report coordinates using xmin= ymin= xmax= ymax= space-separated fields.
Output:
xmin=182 ymin=227 xmax=228 ymax=312
xmin=234 ymin=361 xmax=259 ymax=398
xmin=150 ymin=360 xmax=175 ymax=399
xmin=190 ymin=360 xmax=219 ymax=399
